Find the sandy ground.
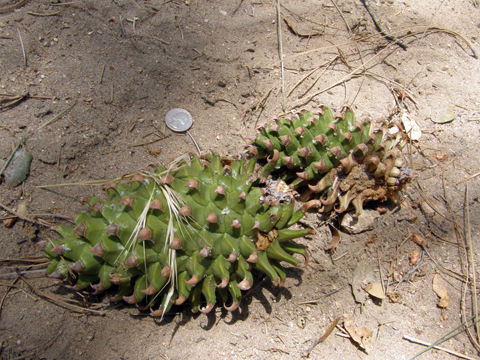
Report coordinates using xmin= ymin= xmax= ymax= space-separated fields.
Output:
xmin=1 ymin=0 xmax=480 ymax=359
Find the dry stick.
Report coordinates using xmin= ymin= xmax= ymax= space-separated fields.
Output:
xmin=404 ymin=335 xmax=476 ymax=360
xmin=294 ymin=43 xmax=394 ymax=107
xmin=362 ymin=0 xmax=408 ymax=49
xmin=0 ymin=277 xmax=19 ymax=318
xmin=37 ymin=101 xmax=77 ymax=130
xmin=16 ymin=28 xmax=26 ymax=68
xmin=0 ymin=0 xmax=28 ymax=13
xmin=331 ymin=0 xmax=351 ymax=33
xmin=21 ymin=24 xmax=48 ymax=55
xmin=19 ymin=275 xmax=105 ymax=315
xmin=457 ymin=171 xmax=480 ymax=185
xmin=27 ymin=11 xmax=61 ymax=16
xmin=465 ymin=184 xmax=480 ymax=344
xmin=297 ymin=56 xmax=338 ymax=99
xmin=287 ymin=59 xmax=331 ymax=97
xmin=276 ymin=0 xmax=286 ymax=112
xmin=0 ymin=201 xmax=43 ymax=226
xmin=305 ymin=317 xmax=341 ymax=357
xmin=99 ymin=64 xmax=106 ymax=84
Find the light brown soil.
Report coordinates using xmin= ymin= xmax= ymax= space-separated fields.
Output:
xmin=1 ymin=1 xmax=480 ymax=359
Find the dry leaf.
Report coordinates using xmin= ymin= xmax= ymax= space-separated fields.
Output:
xmin=410 ymin=247 xmax=422 ymax=265
xmin=4 ymin=148 xmax=33 ymax=187
xmin=325 ymin=225 xmax=341 ymax=251
xmin=433 ymin=274 xmax=450 ymax=308
xmin=433 ymin=111 xmax=456 ymax=124
xmin=364 ymin=282 xmax=386 ymax=299
xmin=351 ymin=259 xmax=374 ymax=304
xmin=401 ymin=110 xmax=422 ymax=140
xmin=411 ymin=233 xmax=427 ymax=247
xmin=3 ymin=215 xmax=17 ymax=228
xmin=343 ymin=315 xmax=373 ymax=350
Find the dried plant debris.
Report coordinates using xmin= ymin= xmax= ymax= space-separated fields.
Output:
xmin=351 ymin=259 xmax=375 ymax=304
xmin=432 ymin=274 xmax=450 ymax=308
xmin=363 ymin=282 xmax=385 ymax=300
xmin=3 ymin=147 xmax=32 ymax=187
xmin=343 ymin=314 xmax=373 ymax=351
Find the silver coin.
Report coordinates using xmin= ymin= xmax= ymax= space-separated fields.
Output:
xmin=165 ymin=108 xmax=193 ymax=132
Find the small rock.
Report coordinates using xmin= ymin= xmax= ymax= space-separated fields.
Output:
xmin=340 ymin=210 xmax=380 ymax=234
xmin=34 ymin=106 xmax=52 ymax=118
xmin=217 ymin=80 xmax=227 ymax=87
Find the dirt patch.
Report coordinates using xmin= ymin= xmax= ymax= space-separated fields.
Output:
xmin=1 ymin=0 xmax=480 ymax=359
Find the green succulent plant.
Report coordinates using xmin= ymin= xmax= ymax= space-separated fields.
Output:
xmin=42 ymin=106 xmax=408 ymax=318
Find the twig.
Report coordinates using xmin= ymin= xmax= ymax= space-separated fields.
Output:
xmin=404 ymin=335 xmax=476 ymax=360
xmin=287 ymin=59 xmax=331 ymax=97
xmin=0 ymin=0 xmax=28 ymax=14
xmin=457 ymin=171 xmax=480 ymax=185
xmin=362 ymin=0 xmax=408 ymax=49
xmin=99 ymin=64 xmax=105 ymax=84
xmin=276 ymin=0 xmax=286 ymax=111
xmin=0 ymin=277 xmax=19 ymax=318
xmin=37 ymin=101 xmax=77 ymax=130
xmin=27 ymin=11 xmax=61 ymax=16
xmin=331 ymin=0 xmax=351 ymax=33
xmin=186 ymin=130 xmax=201 ymax=155
xmin=21 ymin=24 xmax=48 ymax=55
xmin=304 ymin=317 xmax=341 ymax=357
xmin=297 ymin=287 xmax=344 ymax=305
xmin=465 ymin=184 xmax=480 ymax=343
xmin=16 ymin=28 xmax=26 ymax=68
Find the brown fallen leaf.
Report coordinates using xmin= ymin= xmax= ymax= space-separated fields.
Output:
xmin=325 ymin=225 xmax=341 ymax=251
xmin=411 ymin=233 xmax=427 ymax=247
xmin=364 ymin=282 xmax=386 ymax=299
xmin=432 ymin=274 xmax=450 ymax=308
xmin=343 ymin=314 xmax=373 ymax=351
xmin=410 ymin=247 xmax=422 ymax=265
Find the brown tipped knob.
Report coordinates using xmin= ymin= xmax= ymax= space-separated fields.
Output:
xmin=223 ymin=165 xmax=231 ymax=173
xmin=224 ymin=301 xmax=239 ymax=312
xmin=141 ymin=284 xmax=158 ymax=295
xmin=354 ymin=143 xmax=368 ymax=156
xmin=51 ymin=244 xmax=65 ymax=255
xmin=103 ymin=183 xmax=117 ymax=191
xmin=48 ymin=270 xmax=65 ymax=279
xmin=106 ymin=222 xmax=120 ymax=237
xmin=245 ymin=135 xmax=257 ymax=145
xmin=73 ymin=222 xmax=87 ymax=238
xmin=326 ymin=123 xmax=338 ymax=132
xmin=125 ymin=254 xmax=139 ymax=267
xmin=294 ymin=127 xmax=306 ymax=136
xmin=130 ymin=174 xmax=144 ymax=183
xmin=226 ymin=251 xmax=238 ymax=263
xmin=178 ymin=205 xmax=191 ymax=217
xmin=313 ymin=134 xmax=327 ymax=144
xmin=238 ymin=192 xmax=246 ymax=200
xmin=269 ymin=212 xmax=277 ymax=220
xmin=70 ymin=260 xmax=85 ymax=273
xmin=199 ymin=246 xmax=212 ymax=257
xmin=270 ymin=124 xmax=281 ymax=132
xmin=329 ymin=146 xmax=342 ymax=158
xmin=237 ymin=279 xmax=252 ymax=291
xmin=312 ymin=160 xmax=326 ymax=171
xmin=169 ymin=236 xmax=182 ymax=250
xmin=342 ymin=132 xmax=353 ymax=142
xmin=123 ymin=294 xmax=140 ymax=304
xmin=161 ymin=265 xmax=171 ymax=278
xmin=278 ymin=135 xmax=291 ymax=146
xmin=353 ymin=121 xmax=364 ymax=132
xmin=150 ymin=307 xmax=164 ymax=317
xmin=214 ymin=186 xmax=225 ymax=195
xmin=90 ymin=282 xmax=106 ymax=295
xmin=261 ymin=139 xmax=274 ymax=150
xmin=185 ymin=274 xmax=201 ymax=286
xmin=120 ymin=196 xmax=133 ymax=207
xmin=282 ymin=156 xmax=294 ymax=167
xmin=160 ymin=176 xmax=175 ymax=185
xmin=334 ymin=112 xmax=345 ymax=121
xmin=231 ymin=219 xmax=241 ymax=228
xmin=205 ymin=212 xmax=218 ymax=224
xmin=252 ymin=221 xmax=260 ymax=230
xmin=246 ymin=252 xmax=258 ymax=263
xmin=137 ymin=226 xmax=152 ymax=241
xmin=389 ymin=167 xmax=401 ymax=178
xmin=109 ymin=273 xmax=122 ymax=285
xmin=172 ymin=295 xmax=187 ymax=305
xmin=298 ymin=146 xmax=311 ymax=158
xmin=185 ymin=179 xmax=199 ymax=189
xmin=149 ymin=199 xmax=163 ymax=211
xmin=296 ymin=171 xmax=309 ymax=180
xmin=217 ymin=277 xmax=229 ymax=288
xmin=71 ymin=284 xmax=84 ymax=291
xmin=90 ymin=201 xmax=103 ymax=212
xmin=199 ymin=302 xmax=214 ymax=314
xmin=247 ymin=145 xmax=258 ymax=156
xmin=368 ymin=134 xmax=378 ymax=143
xmin=306 ymin=116 xmax=316 ymax=124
